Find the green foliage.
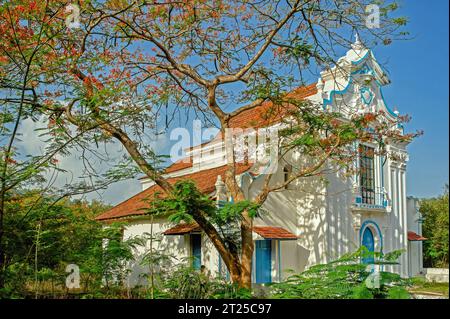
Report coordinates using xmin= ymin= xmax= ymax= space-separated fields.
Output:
xmin=0 ymin=191 xmax=146 ymax=298
xmin=0 ymin=0 xmax=415 ymax=299
xmin=3 ymin=192 xmax=106 ymax=266
xmin=1 ymin=184 xmax=261 ymax=299
xmin=387 ymin=286 xmax=410 ymax=299
xmin=284 ymin=38 xmax=314 ymax=65
xmin=410 ymin=277 xmax=449 ymax=297
xmin=292 ymin=133 xmax=316 ymax=147
xmin=136 ymin=230 xmax=177 ymax=299
xmin=145 ymin=180 xmax=262 ymax=253
xmin=420 ymin=186 xmax=449 ymax=267
xmin=162 ymin=265 xmax=251 ymax=299
xmin=352 ymin=284 xmax=374 ymax=299
xmin=215 ymin=200 xmax=261 ymax=222
xmin=99 ymin=223 xmax=142 ymax=287
xmin=147 ymin=180 xmax=217 ymax=224
xmin=270 ymin=248 xmax=411 ymax=299
xmin=0 ymin=262 xmax=33 ymax=298
xmin=163 ymin=266 xmax=214 ymax=299
xmin=392 ymin=17 xmax=408 ymax=26
xmin=147 ymin=180 xmax=261 ymax=224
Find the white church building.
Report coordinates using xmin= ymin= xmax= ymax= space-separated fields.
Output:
xmin=95 ymin=38 xmax=425 ymax=286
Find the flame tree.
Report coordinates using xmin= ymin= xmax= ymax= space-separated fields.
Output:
xmin=1 ymin=0 xmax=420 ymax=288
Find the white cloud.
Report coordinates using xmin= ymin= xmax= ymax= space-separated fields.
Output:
xmin=16 ymin=117 xmax=171 ymax=205
xmin=19 ymin=117 xmax=48 ymax=156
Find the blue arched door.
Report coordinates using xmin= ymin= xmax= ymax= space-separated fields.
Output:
xmin=361 ymin=227 xmax=375 ymax=264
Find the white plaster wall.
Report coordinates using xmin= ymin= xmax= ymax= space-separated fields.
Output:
xmin=407 ymin=197 xmax=424 ymax=277
xmin=122 ymin=218 xmax=227 ymax=286
xmin=324 ymin=171 xmax=359 ymax=262
xmin=202 ymin=234 xmax=221 ymax=278
xmin=242 ymin=152 xmax=328 ymax=279
xmin=122 ymin=218 xmax=189 ymax=287
xmin=324 ymin=166 xmax=395 ymax=267
xmin=318 ymin=142 xmax=411 ymax=276
xmin=383 ymin=144 xmax=410 ymax=277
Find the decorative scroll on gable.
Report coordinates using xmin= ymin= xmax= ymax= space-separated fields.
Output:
xmin=316 ymin=36 xmax=399 ymax=124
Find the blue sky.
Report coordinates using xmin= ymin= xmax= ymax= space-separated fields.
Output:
xmin=375 ymin=0 xmax=449 ymax=198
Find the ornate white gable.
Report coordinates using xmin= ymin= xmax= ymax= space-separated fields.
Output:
xmin=314 ymin=36 xmax=399 ymax=123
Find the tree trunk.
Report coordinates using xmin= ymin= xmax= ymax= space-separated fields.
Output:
xmin=0 ymin=232 xmax=4 ymax=289
xmin=190 ymin=209 xmax=242 ymax=282
xmin=149 ymin=215 xmax=154 ymax=299
xmin=222 ymin=123 xmax=254 ymax=289
xmin=239 ymin=212 xmax=254 ymax=289
xmin=0 ymin=195 xmax=5 ymax=289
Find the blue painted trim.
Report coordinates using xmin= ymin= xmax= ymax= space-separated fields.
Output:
xmin=380 ymin=155 xmax=387 ymax=207
xmin=191 ymin=234 xmax=202 ymax=270
xmin=361 ymin=227 xmax=375 ymax=264
xmin=322 ymin=77 xmax=354 ymax=108
xmin=378 ymin=85 xmax=398 ymax=118
xmin=322 ymin=54 xmax=398 ymax=118
xmin=354 ymin=203 xmax=386 ymax=210
xmin=217 ymin=200 xmax=227 ymax=208
xmin=360 ymin=87 xmax=374 ymax=105
xmin=360 ymin=220 xmax=384 ymax=271
xmin=353 ymin=63 xmax=375 ymax=76
xmin=353 ymin=141 xmax=359 ymax=184
xmin=255 ymin=240 xmax=272 ymax=284
xmin=351 ymin=50 xmax=371 ymax=65
xmin=359 ymin=220 xmax=383 ymax=253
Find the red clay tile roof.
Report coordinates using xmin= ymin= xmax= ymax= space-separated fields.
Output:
xmin=229 ymin=84 xmax=317 ymax=129
xmin=96 ymin=163 xmax=251 ymax=221
xmin=181 ymin=84 xmax=317 ymax=148
xmin=163 ymin=223 xmax=201 ymax=235
xmin=162 ymin=223 xmax=298 ymax=240
xmin=164 ymin=158 xmax=193 ymax=173
xmin=407 ymin=231 xmax=427 ymax=241
xmin=253 ymin=226 xmax=298 ymax=240
xmin=138 ymin=158 xmax=193 ymax=180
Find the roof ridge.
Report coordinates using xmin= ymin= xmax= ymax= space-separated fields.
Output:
xmin=96 ymin=163 xmax=252 ymax=221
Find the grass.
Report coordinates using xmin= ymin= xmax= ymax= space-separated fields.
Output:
xmin=409 ymin=277 xmax=449 ymax=297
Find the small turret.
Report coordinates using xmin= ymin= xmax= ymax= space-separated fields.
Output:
xmin=215 ymin=175 xmax=228 ymax=203
xmin=351 ymin=33 xmax=365 ymax=51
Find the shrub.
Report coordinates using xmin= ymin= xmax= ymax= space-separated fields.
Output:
xmin=270 ymin=248 xmax=411 ymax=299
xmin=420 ymin=186 xmax=449 ymax=268
xmin=161 ymin=264 xmax=251 ymax=299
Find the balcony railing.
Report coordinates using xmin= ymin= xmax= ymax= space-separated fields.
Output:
xmin=353 ymin=186 xmax=390 ymax=210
